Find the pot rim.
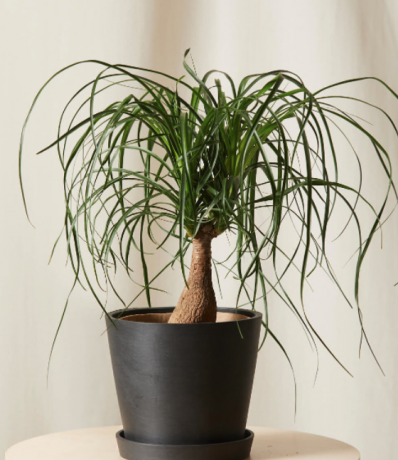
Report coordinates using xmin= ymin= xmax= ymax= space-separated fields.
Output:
xmin=108 ymin=306 xmax=262 ymax=325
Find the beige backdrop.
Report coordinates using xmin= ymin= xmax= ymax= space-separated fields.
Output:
xmin=1 ymin=1 xmax=398 ymax=459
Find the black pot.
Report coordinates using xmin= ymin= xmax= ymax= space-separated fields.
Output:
xmin=106 ymin=307 xmax=262 ymax=460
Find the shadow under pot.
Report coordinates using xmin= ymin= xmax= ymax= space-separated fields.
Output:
xmin=106 ymin=307 xmax=262 ymax=460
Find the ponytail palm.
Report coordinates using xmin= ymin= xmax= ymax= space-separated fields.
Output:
xmin=20 ymin=50 xmax=397 ymax=371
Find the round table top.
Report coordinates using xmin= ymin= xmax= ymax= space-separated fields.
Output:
xmin=5 ymin=425 xmax=360 ymax=460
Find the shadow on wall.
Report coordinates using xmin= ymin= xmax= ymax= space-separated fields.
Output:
xmin=344 ymin=0 xmax=398 ymax=78
xmin=146 ymin=0 xmax=197 ymax=76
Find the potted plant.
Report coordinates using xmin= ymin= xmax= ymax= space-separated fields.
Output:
xmin=19 ymin=50 xmax=397 ymax=460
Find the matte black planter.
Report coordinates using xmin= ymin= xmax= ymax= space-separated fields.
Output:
xmin=106 ymin=307 xmax=262 ymax=460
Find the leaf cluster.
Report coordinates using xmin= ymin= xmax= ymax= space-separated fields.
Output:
xmin=20 ymin=50 xmax=398 ymax=384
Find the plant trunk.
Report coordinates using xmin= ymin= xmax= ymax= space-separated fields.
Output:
xmin=168 ymin=224 xmax=218 ymax=324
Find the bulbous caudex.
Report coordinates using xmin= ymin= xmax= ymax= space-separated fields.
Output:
xmin=168 ymin=224 xmax=219 ymax=324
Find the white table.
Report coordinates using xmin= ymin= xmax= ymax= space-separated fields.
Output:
xmin=5 ymin=425 xmax=360 ymax=459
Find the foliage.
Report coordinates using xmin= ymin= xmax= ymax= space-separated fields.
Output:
xmin=20 ymin=50 xmax=397 ymax=381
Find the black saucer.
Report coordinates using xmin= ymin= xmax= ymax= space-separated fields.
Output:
xmin=116 ymin=428 xmax=254 ymax=460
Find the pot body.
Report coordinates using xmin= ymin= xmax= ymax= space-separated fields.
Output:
xmin=106 ymin=307 xmax=262 ymax=446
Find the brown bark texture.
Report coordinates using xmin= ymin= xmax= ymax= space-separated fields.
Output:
xmin=168 ymin=224 xmax=218 ymax=324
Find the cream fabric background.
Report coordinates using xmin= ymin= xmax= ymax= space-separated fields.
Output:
xmin=1 ymin=1 xmax=398 ymax=459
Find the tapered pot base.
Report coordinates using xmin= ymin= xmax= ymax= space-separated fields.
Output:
xmin=116 ymin=428 xmax=254 ymax=460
